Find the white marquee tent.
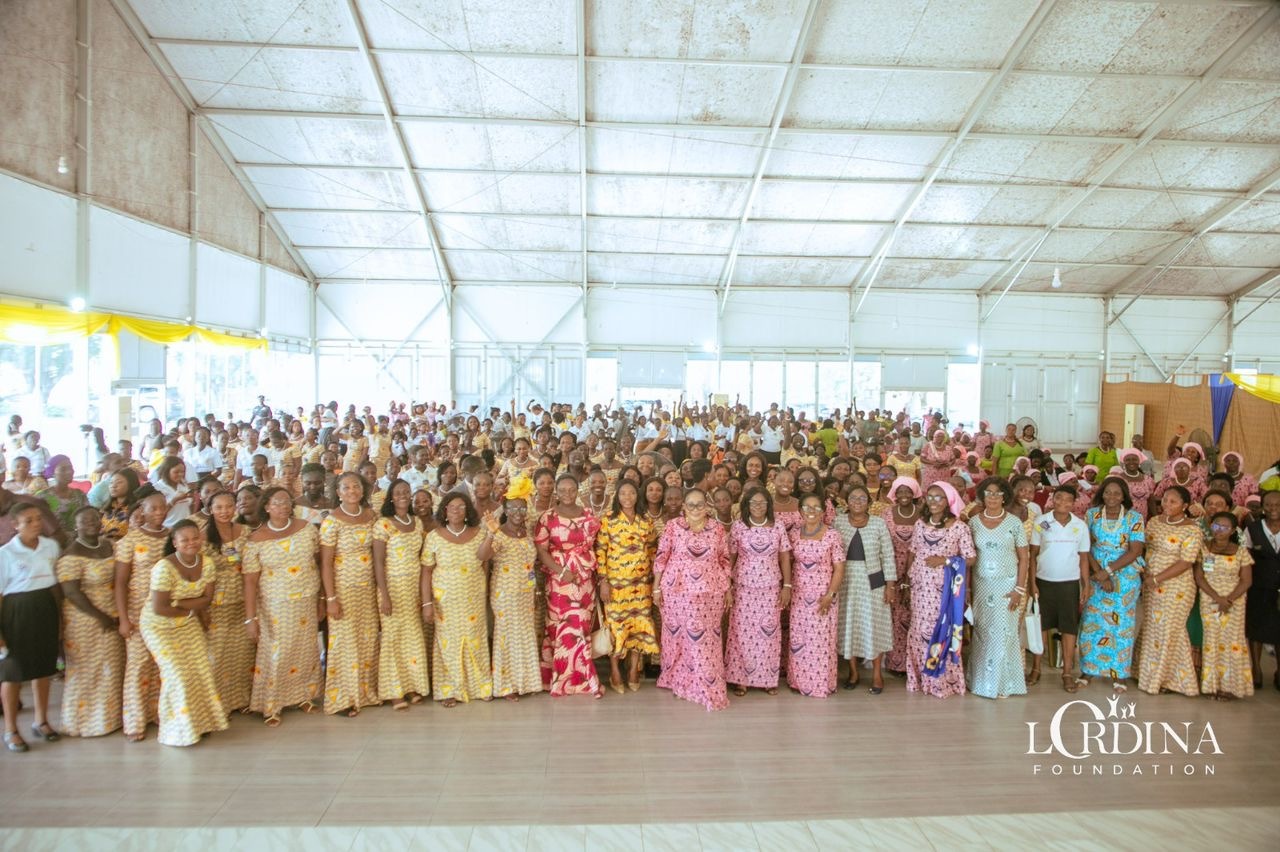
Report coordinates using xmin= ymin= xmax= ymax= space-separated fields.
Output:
xmin=2 ymin=0 xmax=1279 ymax=448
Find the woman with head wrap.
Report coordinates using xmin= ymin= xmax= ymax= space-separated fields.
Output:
xmin=920 ymin=431 xmax=954 ymax=490
xmin=1115 ymin=448 xmax=1156 ymax=519
xmin=879 ymin=476 xmax=921 ymax=674
xmin=1220 ymin=452 xmax=1259 ymax=508
xmin=478 ymin=474 xmax=543 ymax=700
xmin=903 ymin=481 xmax=976 ymax=699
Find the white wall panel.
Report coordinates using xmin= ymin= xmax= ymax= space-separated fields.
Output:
xmin=982 ymin=295 xmax=1103 ymax=355
xmin=1109 ymin=298 xmax=1230 ymax=361
xmin=89 ymin=206 xmax=189 ymax=319
xmin=264 ymin=268 xmax=311 ymax=340
xmin=1232 ymin=298 xmax=1280 ymax=369
xmin=982 ymin=359 xmax=1103 ymax=450
xmin=722 ymin=291 xmax=849 ymax=349
xmin=555 ymin=356 xmax=583 ymax=404
xmin=195 ymin=243 xmax=259 ymax=331
xmin=882 ymin=355 xmax=947 ymax=390
xmin=315 ymin=281 xmax=445 ymax=342
xmin=453 ymin=286 xmax=582 ymax=343
xmin=619 ymin=351 xmax=685 ymax=387
xmin=852 ymin=293 xmax=978 ymax=352
xmin=0 ymin=174 xmax=76 ymax=303
xmin=588 ymin=289 xmax=716 ymax=348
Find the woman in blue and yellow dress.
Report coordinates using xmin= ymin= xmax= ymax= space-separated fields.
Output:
xmin=1078 ymin=477 xmax=1146 ymax=692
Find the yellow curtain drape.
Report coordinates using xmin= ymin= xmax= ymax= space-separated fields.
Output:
xmin=1225 ymin=373 xmax=1280 ymax=405
xmin=0 ymin=303 xmax=267 ymax=351
xmin=0 ymin=303 xmax=111 ymax=344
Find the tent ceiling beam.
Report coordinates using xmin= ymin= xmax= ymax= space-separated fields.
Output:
xmin=716 ymin=0 xmax=823 ymax=317
xmin=196 ymin=108 xmax=1279 ymax=150
xmin=105 ymin=0 xmax=317 ymax=282
xmin=974 ymin=3 xmax=1280 ymax=303
xmin=850 ymin=0 xmax=1059 ymax=317
xmin=339 ymin=0 xmax=454 ymax=311
xmin=149 ymin=35 xmax=1271 ymax=86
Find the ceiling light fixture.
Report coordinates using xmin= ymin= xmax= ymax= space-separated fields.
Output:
xmin=57 ymin=156 xmax=69 ymax=175
xmin=68 ymin=296 xmax=86 ymax=312
xmin=1051 ymin=267 xmax=1062 ymax=289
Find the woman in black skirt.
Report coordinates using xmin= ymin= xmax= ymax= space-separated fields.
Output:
xmin=1245 ymin=490 xmax=1280 ymax=690
xmin=0 ymin=503 xmax=64 ymax=752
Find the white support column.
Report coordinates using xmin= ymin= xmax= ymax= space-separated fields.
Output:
xmin=187 ymin=114 xmax=199 ymax=325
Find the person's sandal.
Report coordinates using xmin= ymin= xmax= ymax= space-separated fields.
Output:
xmin=4 ymin=731 xmax=28 ymax=753
xmin=1026 ymin=668 xmax=1041 ymax=687
xmin=843 ymin=676 xmax=859 ymax=691
xmin=731 ymin=684 xmax=747 ymax=697
xmin=264 ymin=715 xmax=282 ymax=728
xmin=392 ymin=699 xmax=410 ymax=711
xmin=441 ymin=698 xmax=457 ymax=708
xmin=30 ymin=722 xmax=60 ymax=742
xmin=1062 ymin=674 xmax=1079 ymax=694
xmin=298 ymin=700 xmax=318 ymax=714
xmin=609 ymin=678 xmax=625 ymax=695
xmin=764 ymin=687 xmax=778 ymax=696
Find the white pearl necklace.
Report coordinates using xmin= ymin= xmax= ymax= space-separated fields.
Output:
xmin=982 ymin=508 xmax=1005 ymax=520
xmin=394 ymin=513 xmax=413 ymax=525
xmin=749 ymin=517 xmax=770 ymax=527
xmin=175 ymin=552 xmax=199 ymax=569
xmin=337 ymin=504 xmax=362 ymax=518
xmin=266 ymin=518 xmax=291 ymax=532
xmin=446 ymin=523 xmax=467 ymax=536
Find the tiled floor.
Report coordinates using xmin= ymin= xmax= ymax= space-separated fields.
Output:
xmin=2 ymin=658 xmax=1278 ymax=848
xmin=3 ymin=808 xmax=1277 ymax=850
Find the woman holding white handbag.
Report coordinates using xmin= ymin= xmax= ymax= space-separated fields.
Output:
xmin=1028 ymin=486 xmax=1092 ymax=693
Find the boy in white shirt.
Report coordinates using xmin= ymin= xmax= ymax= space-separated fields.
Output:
xmin=1028 ymin=486 xmax=1091 ymax=691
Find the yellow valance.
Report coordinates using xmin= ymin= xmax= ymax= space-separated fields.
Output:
xmin=0 ymin=303 xmax=267 ymax=351
xmin=1225 ymin=372 xmax=1280 ymax=405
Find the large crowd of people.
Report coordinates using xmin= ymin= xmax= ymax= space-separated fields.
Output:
xmin=1 ymin=396 xmax=1278 ymax=752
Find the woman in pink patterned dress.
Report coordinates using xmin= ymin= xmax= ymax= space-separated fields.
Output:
xmin=920 ymin=431 xmax=954 ymax=490
xmin=881 ymin=476 xmax=921 ymax=673
xmin=1117 ymin=449 xmax=1156 ymax=520
xmin=771 ymin=469 xmax=801 ymax=536
xmin=1221 ymin=452 xmax=1259 ymax=509
xmin=905 ymin=482 xmax=977 ymax=699
xmin=653 ymin=489 xmax=733 ymax=710
xmin=787 ymin=494 xmax=846 ymax=698
xmin=534 ymin=474 xmax=603 ymax=698
xmin=725 ymin=487 xmax=792 ymax=697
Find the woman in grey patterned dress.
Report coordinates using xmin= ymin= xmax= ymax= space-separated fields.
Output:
xmin=966 ymin=477 xmax=1030 ymax=699
xmin=833 ymin=486 xmax=897 ymax=694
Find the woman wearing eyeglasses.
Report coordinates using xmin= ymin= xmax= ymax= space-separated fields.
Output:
xmin=904 ymin=482 xmax=976 ymax=699
xmin=653 ymin=489 xmax=732 ymax=710
xmin=966 ymin=477 xmax=1029 ymax=700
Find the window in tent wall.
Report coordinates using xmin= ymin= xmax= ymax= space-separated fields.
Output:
xmin=685 ymin=359 xmax=718 ymax=405
xmin=817 ymin=361 xmax=851 ymax=418
xmin=585 ymin=356 xmax=617 ymax=409
xmin=719 ymin=360 xmax=751 ymax=409
xmin=882 ymin=390 xmax=944 ymax=421
xmin=852 ymin=361 xmax=882 ymax=414
xmin=751 ymin=360 xmax=782 ymax=412
xmin=0 ymin=337 xmax=109 ymax=474
xmin=785 ymin=359 xmax=816 ymax=418
xmin=418 ymin=351 xmax=451 ymax=405
xmin=946 ymin=362 xmax=981 ymax=434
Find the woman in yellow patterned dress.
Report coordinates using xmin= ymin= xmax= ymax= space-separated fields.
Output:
xmin=113 ymin=490 xmax=168 ymax=741
xmin=478 ymin=492 xmax=542 ymax=700
xmin=320 ymin=472 xmax=379 ymax=716
xmin=203 ymin=491 xmax=255 ymax=712
xmin=1138 ymin=486 xmax=1203 ymax=697
xmin=57 ymin=507 xmax=124 ymax=737
xmin=242 ymin=486 xmax=322 ymax=726
xmin=594 ymin=479 xmax=657 ymax=693
xmin=422 ymin=491 xmax=492 ymax=707
xmin=140 ymin=520 xmax=227 ymax=747
xmin=1195 ymin=511 xmax=1254 ymax=699
xmin=373 ymin=479 xmax=429 ymax=710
